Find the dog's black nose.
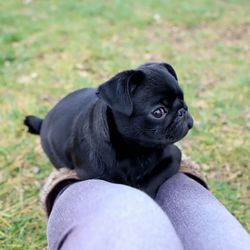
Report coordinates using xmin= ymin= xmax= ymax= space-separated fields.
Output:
xmin=188 ymin=118 xmax=193 ymax=129
xmin=178 ymin=108 xmax=186 ymax=117
xmin=183 ymin=103 xmax=188 ymax=111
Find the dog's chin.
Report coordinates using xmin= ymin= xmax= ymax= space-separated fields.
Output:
xmin=123 ymin=128 xmax=189 ymax=149
xmin=127 ymin=131 xmax=186 ymax=148
xmin=165 ymin=128 xmax=189 ymax=144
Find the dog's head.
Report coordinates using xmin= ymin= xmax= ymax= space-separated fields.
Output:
xmin=96 ymin=62 xmax=193 ymax=147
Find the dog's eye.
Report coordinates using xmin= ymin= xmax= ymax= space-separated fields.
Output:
xmin=152 ymin=107 xmax=168 ymax=118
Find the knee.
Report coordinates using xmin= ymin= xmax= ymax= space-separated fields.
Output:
xmin=53 ymin=179 xmax=163 ymax=218
xmin=48 ymin=180 xmax=182 ymax=250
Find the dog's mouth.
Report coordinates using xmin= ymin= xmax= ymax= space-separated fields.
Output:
xmin=164 ymin=112 xmax=193 ymax=144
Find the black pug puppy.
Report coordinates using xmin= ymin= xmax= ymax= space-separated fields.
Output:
xmin=24 ymin=62 xmax=193 ymax=197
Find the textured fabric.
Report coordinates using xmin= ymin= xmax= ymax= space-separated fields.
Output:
xmin=179 ymin=153 xmax=208 ymax=189
xmin=156 ymin=173 xmax=250 ymax=250
xmin=47 ymin=180 xmax=183 ymax=250
xmin=40 ymin=168 xmax=80 ymax=217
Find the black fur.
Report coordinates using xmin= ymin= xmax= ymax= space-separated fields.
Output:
xmin=24 ymin=62 xmax=193 ymax=197
xmin=24 ymin=116 xmax=43 ymax=135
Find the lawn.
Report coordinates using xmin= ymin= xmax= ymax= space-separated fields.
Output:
xmin=0 ymin=0 xmax=249 ymax=248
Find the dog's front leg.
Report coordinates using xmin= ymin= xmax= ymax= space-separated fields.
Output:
xmin=139 ymin=145 xmax=181 ymax=198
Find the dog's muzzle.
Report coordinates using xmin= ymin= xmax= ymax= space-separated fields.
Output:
xmin=177 ymin=108 xmax=193 ymax=129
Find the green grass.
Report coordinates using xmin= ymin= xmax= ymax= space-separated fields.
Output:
xmin=0 ymin=0 xmax=249 ymax=248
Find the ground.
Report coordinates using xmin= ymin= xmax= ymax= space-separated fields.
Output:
xmin=0 ymin=0 xmax=249 ymax=249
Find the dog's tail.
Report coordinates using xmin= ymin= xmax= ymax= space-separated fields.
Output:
xmin=24 ymin=115 xmax=43 ymax=135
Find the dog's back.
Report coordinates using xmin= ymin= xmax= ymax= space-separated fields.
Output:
xmin=25 ymin=88 xmax=98 ymax=169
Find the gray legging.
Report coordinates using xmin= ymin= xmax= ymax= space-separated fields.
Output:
xmin=47 ymin=173 xmax=250 ymax=250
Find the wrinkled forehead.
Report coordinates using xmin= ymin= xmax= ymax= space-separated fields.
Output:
xmin=140 ymin=67 xmax=184 ymax=101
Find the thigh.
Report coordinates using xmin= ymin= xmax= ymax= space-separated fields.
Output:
xmin=47 ymin=179 xmax=183 ymax=250
xmin=155 ymin=173 xmax=250 ymax=250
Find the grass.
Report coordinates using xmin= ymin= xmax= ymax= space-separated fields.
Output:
xmin=0 ymin=0 xmax=249 ymax=248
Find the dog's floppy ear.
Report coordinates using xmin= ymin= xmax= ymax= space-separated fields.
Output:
xmin=160 ymin=63 xmax=178 ymax=81
xmin=96 ymin=70 xmax=144 ymax=116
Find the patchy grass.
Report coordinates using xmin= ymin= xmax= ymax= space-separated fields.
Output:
xmin=0 ymin=0 xmax=249 ymax=248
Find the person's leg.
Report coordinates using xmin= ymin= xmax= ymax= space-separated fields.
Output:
xmin=47 ymin=179 xmax=183 ymax=250
xmin=155 ymin=173 xmax=250 ymax=250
